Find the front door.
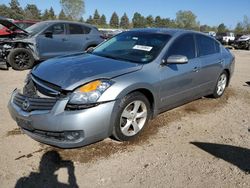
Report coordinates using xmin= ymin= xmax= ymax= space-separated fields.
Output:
xmin=159 ymin=34 xmax=202 ymax=110
xmin=37 ymin=23 xmax=71 ymax=59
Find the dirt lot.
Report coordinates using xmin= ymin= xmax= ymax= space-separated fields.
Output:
xmin=0 ymin=50 xmax=250 ymax=188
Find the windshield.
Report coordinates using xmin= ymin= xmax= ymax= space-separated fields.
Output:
xmin=15 ymin=22 xmax=35 ymax=30
xmin=92 ymin=31 xmax=171 ymax=64
xmin=26 ymin=22 xmax=50 ymax=36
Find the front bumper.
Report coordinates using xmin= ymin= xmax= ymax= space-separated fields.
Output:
xmin=8 ymin=90 xmax=116 ymax=148
xmin=0 ymin=56 xmax=8 ymax=70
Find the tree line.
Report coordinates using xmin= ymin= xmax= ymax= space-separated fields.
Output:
xmin=0 ymin=0 xmax=84 ymax=21
xmin=1 ymin=0 xmax=250 ymax=34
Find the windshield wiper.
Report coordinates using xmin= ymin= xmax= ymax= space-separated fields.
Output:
xmin=93 ymin=53 xmax=140 ymax=64
xmin=101 ymin=54 xmax=122 ymax=60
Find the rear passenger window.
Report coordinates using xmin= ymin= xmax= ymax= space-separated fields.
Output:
xmin=197 ymin=34 xmax=220 ymax=56
xmin=82 ymin=26 xmax=91 ymax=34
xmin=168 ymin=34 xmax=196 ymax=59
xmin=69 ymin=24 xmax=91 ymax=34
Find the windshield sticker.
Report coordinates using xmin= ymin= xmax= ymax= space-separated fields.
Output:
xmin=133 ymin=45 xmax=153 ymax=52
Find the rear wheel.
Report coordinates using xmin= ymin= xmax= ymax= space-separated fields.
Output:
xmin=211 ymin=71 xmax=228 ymax=98
xmin=85 ymin=45 xmax=96 ymax=52
xmin=7 ymin=48 xmax=34 ymax=70
xmin=112 ymin=92 xmax=151 ymax=141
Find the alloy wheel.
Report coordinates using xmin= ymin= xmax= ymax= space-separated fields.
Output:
xmin=217 ymin=73 xmax=227 ymax=96
xmin=120 ymin=100 xmax=147 ymax=137
xmin=14 ymin=52 xmax=30 ymax=69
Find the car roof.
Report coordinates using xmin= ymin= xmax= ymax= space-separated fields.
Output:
xmin=14 ymin=20 xmax=38 ymax=23
xmin=129 ymin=28 xmax=201 ymax=36
xmin=41 ymin=20 xmax=96 ymax=28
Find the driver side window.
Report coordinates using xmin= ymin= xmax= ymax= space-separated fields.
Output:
xmin=45 ymin=24 xmax=65 ymax=35
xmin=167 ymin=34 xmax=196 ymax=60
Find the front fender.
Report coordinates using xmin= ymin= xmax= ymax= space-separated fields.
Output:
xmin=98 ymin=69 xmax=160 ymax=113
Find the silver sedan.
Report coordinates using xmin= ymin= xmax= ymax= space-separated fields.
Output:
xmin=8 ymin=28 xmax=235 ymax=148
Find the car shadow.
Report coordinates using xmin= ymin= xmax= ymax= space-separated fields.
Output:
xmin=15 ymin=150 xmax=79 ymax=188
xmin=191 ymin=142 xmax=250 ymax=173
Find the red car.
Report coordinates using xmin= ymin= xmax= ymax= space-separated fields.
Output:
xmin=0 ymin=19 xmax=37 ymax=36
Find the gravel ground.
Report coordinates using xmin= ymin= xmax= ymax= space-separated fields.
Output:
xmin=0 ymin=50 xmax=249 ymax=188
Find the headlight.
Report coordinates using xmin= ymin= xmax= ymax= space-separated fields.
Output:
xmin=69 ymin=80 xmax=114 ymax=105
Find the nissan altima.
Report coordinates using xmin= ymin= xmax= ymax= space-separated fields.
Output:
xmin=8 ymin=28 xmax=235 ymax=148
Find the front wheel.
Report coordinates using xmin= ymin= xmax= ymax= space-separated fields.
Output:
xmin=7 ymin=48 xmax=35 ymax=70
xmin=112 ymin=92 xmax=151 ymax=141
xmin=211 ymin=71 xmax=228 ymax=98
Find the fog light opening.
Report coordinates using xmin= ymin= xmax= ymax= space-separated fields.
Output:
xmin=64 ymin=131 xmax=82 ymax=141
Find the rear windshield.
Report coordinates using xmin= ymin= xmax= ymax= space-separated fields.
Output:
xmin=93 ymin=31 xmax=171 ymax=64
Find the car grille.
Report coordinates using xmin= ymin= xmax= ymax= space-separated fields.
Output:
xmin=31 ymin=129 xmax=65 ymax=141
xmin=13 ymin=92 xmax=57 ymax=112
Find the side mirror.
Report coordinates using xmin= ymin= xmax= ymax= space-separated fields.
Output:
xmin=162 ymin=55 xmax=188 ymax=65
xmin=44 ymin=31 xmax=53 ymax=38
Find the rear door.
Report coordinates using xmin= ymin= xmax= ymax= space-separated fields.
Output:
xmin=159 ymin=34 xmax=202 ymax=110
xmin=66 ymin=23 xmax=90 ymax=52
xmin=195 ymin=34 xmax=223 ymax=94
xmin=37 ymin=23 xmax=71 ymax=59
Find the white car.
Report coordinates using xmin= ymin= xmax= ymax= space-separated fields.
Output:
xmin=222 ymin=32 xmax=235 ymax=44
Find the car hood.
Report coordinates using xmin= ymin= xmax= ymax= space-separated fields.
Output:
xmin=32 ymin=53 xmax=143 ymax=91
xmin=0 ymin=17 xmax=28 ymax=34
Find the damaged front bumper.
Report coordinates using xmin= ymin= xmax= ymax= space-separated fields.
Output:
xmin=0 ymin=44 xmax=8 ymax=70
xmin=8 ymin=89 xmax=116 ymax=148
xmin=0 ymin=58 xmax=8 ymax=69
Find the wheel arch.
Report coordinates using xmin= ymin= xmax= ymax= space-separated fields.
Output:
xmin=126 ymin=88 xmax=155 ymax=118
xmin=110 ymin=83 xmax=158 ymax=119
xmin=84 ymin=43 xmax=98 ymax=51
xmin=224 ymin=69 xmax=230 ymax=86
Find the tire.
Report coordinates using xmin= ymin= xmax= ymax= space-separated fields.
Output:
xmin=211 ymin=71 xmax=228 ymax=98
xmin=112 ymin=92 xmax=151 ymax=141
xmin=85 ymin=45 xmax=96 ymax=52
xmin=7 ymin=48 xmax=35 ymax=70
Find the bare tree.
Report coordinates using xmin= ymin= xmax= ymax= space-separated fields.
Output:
xmin=60 ymin=0 xmax=85 ymax=20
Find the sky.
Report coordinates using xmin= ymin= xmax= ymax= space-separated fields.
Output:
xmin=1 ymin=0 xmax=250 ymax=29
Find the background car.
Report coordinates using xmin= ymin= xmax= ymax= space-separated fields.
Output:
xmin=8 ymin=29 xmax=235 ymax=148
xmin=233 ymin=34 xmax=250 ymax=50
xmin=0 ymin=19 xmax=104 ymax=70
xmin=216 ymin=32 xmax=235 ymax=45
xmin=0 ymin=19 xmax=37 ymax=37
xmin=99 ymin=28 xmax=125 ymax=39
